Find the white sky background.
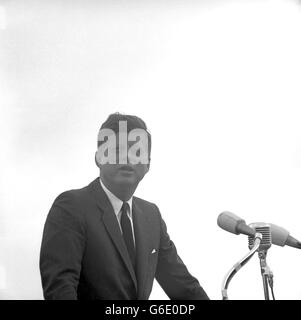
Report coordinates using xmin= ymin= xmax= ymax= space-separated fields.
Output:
xmin=1 ymin=0 xmax=301 ymax=300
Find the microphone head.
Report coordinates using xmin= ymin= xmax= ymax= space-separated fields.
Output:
xmin=270 ymin=223 xmax=301 ymax=249
xmin=269 ymin=223 xmax=289 ymax=247
xmin=217 ymin=211 xmax=256 ymax=236
xmin=248 ymin=222 xmax=272 ymax=251
xmin=217 ymin=211 xmax=245 ymax=235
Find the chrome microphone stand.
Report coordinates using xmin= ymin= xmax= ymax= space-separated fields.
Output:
xmin=221 ymin=232 xmax=262 ymax=300
xmin=258 ymin=249 xmax=274 ymax=300
xmin=248 ymin=223 xmax=274 ymax=300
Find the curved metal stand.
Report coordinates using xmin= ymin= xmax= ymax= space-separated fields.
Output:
xmin=221 ymin=232 xmax=262 ymax=300
xmin=258 ymin=250 xmax=274 ymax=300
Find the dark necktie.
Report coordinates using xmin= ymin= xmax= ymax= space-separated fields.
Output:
xmin=120 ymin=202 xmax=136 ymax=268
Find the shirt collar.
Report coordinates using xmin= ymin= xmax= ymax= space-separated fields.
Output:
xmin=99 ymin=177 xmax=133 ymax=218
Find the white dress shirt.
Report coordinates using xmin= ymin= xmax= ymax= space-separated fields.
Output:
xmin=99 ymin=178 xmax=136 ymax=246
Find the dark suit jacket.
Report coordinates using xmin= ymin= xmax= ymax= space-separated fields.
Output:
xmin=39 ymin=178 xmax=209 ymax=300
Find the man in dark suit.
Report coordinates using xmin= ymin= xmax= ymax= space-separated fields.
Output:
xmin=39 ymin=113 xmax=209 ymax=300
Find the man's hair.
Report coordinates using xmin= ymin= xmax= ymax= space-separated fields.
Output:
xmin=97 ymin=112 xmax=152 ymax=157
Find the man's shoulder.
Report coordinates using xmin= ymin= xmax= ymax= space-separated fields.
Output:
xmin=52 ymin=179 xmax=95 ymax=208
xmin=132 ymin=196 xmax=161 ymax=215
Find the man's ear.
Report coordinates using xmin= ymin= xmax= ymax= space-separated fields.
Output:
xmin=143 ymin=158 xmax=150 ymax=174
xmin=95 ymin=151 xmax=101 ymax=169
xmin=146 ymin=160 xmax=151 ymax=171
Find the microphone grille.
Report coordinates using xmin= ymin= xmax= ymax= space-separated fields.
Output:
xmin=248 ymin=223 xmax=272 ymax=251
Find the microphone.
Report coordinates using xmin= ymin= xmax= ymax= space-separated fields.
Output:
xmin=217 ymin=211 xmax=256 ymax=237
xmin=269 ymin=223 xmax=301 ymax=249
xmin=218 ymin=212 xmax=301 ymax=249
xmin=248 ymin=223 xmax=272 ymax=251
xmin=247 ymin=222 xmax=301 ymax=250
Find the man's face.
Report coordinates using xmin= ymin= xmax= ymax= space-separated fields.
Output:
xmin=96 ymin=133 xmax=150 ymax=190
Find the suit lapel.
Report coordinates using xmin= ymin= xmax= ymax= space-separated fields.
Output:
xmin=89 ymin=178 xmax=138 ymax=292
xmin=132 ymin=198 xmax=156 ymax=299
